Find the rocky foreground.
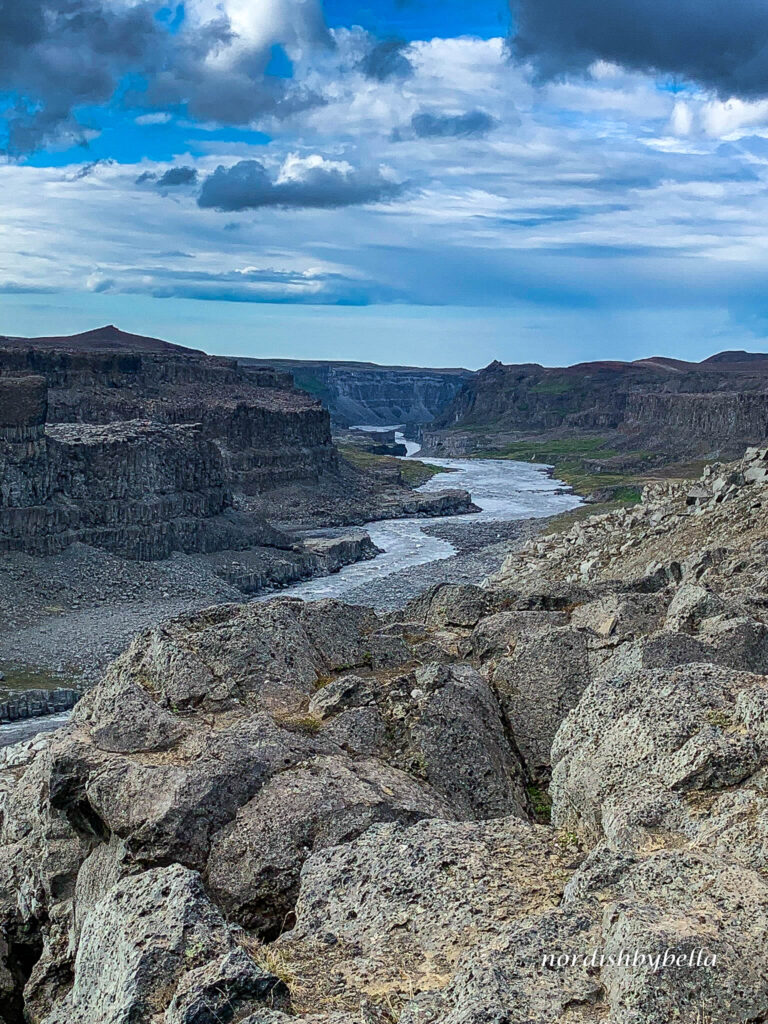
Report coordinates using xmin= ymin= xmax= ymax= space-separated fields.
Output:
xmin=3 ymin=451 xmax=768 ymax=1022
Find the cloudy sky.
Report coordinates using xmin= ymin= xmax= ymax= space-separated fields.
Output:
xmin=3 ymin=0 xmax=768 ymax=367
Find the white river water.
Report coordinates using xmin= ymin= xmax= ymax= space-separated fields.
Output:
xmin=0 ymin=430 xmax=580 ymax=746
xmin=269 ymin=429 xmax=581 ymax=603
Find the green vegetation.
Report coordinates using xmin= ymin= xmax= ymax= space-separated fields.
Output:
xmin=338 ymin=444 xmax=454 ymax=488
xmin=399 ymin=459 xmax=453 ymax=487
xmin=276 ymin=711 xmax=324 ymax=735
xmin=538 ymin=498 xmax=637 ymax=537
xmin=530 ymin=377 xmax=576 ymax=396
xmin=0 ymin=662 xmax=80 ymax=695
xmin=471 ymin=437 xmax=653 ymax=499
xmin=556 ymin=829 xmax=580 ymax=849
xmin=527 ymin=784 xmax=552 ymax=824
xmin=705 ymin=709 xmax=732 ymax=729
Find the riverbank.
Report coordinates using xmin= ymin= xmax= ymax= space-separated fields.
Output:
xmin=313 ymin=518 xmax=547 ymax=611
xmin=0 ymin=445 xmax=579 ymax=746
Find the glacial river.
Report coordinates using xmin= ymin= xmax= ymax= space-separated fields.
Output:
xmin=0 ymin=432 xmax=579 ymax=747
xmin=269 ymin=429 xmax=581 ymax=603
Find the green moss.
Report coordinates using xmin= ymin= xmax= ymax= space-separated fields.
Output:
xmin=527 ymin=784 xmax=552 ymax=823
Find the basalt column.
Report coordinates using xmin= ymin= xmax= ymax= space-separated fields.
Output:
xmin=0 ymin=376 xmax=52 ymax=509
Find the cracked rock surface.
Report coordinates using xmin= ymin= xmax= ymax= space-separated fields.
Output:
xmin=3 ymin=450 xmax=768 ymax=1022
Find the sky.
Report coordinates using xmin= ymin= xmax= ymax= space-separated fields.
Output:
xmin=3 ymin=0 xmax=768 ymax=368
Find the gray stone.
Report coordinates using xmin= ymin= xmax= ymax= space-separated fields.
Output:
xmin=206 ymin=755 xmax=450 ymax=935
xmin=405 ymin=663 xmax=529 ymax=820
xmin=490 ymin=626 xmax=591 ymax=783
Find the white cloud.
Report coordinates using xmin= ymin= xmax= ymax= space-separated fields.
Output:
xmin=135 ymin=112 xmax=172 ymax=125
xmin=5 ymin=32 xmax=768 ymax=320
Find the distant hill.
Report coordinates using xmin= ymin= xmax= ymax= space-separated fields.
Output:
xmin=701 ymin=350 xmax=768 ymax=366
xmin=427 ymin=348 xmax=768 ymax=462
xmin=0 ymin=324 xmax=203 ymax=355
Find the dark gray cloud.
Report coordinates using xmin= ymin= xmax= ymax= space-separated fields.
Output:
xmin=0 ymin=0 xmax=331 ymax=154
xmin=510 ymin=0 xmax=768 ymax=97
xmin=157 ymin=167 xmax=198 ymax=187
xmin=360 ymin=38 xmax=414 ymax=81
xmin=137 ymin=166 xmax=199 ymax=187
xmin=100 ymin=263 xmax=404 ymax=305
xmin=198 ymin=159 xmax=408 ymax=211
xmin=69 ymin=158 xmax=115 ymax=181
xmin=411 ymin=109 xmax=498 ymax=138
xmin=0 ymin=0 xmax=166 ymax=154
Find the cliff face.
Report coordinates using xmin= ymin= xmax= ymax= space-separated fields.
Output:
xmin=242 ymin=358 xmax=473 ymax=427
xmin=0 ymin=340 xmax=336 ymax=492
xmin=0 ymin=378 xmax=242 ymax=558
xmin=430 ymin=354 xmax=768 ymax=457
xmin=622 ymin=391 xmax=768 ymax=448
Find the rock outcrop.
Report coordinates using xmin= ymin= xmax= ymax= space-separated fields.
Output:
xmin=0 ymin=333 xmax=337 ymax=494
xmin=0 ymin=334 xmax=474 ymax=571
xmin=0 ymin=688 xmax=81 ymax=725
xmin=242 ymin=358 xmax=473 ymax=428
xmin=5 ymin=447 xmax=768 ymax=1021
xmin=426 ymin=351 xmax=768 ymax=461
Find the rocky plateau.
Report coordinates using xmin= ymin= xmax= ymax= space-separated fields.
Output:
xmin=2 ymin=445 xmax=768 ymax=1022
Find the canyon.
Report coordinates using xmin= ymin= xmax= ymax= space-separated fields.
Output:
xmin=424 ymin=351 xmax=768 ymax=463
xmin=2 ymin=446 xmax=768 ymax=1022
xmin=0 ymin=327 xmax=476 ymax=690
xmin=242 ymin=356 xmax=473 ymax=429
xmin=0 ymin=326 xmax=472 ymax=563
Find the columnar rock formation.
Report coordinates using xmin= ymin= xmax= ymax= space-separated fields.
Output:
xmin=427 ymin=352 xmax=768 ymax=459
xmin=2 ymin=449 xmax=768 ymax=1022
xmin=0 ymin=328 xmax=339 ymax=493
xmin=0 ymin=377 xmax=241 ymax=558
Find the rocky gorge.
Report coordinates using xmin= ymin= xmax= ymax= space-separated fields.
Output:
xmin=2 ymin=445 xmax=768 ymax=1022
xmin=423 ymin=351 xmax=768 ymax=477
xmin=241 ymin=358 xmax=473 ymax=430
xmin=0 ymin=328 xmax=477 ymax=688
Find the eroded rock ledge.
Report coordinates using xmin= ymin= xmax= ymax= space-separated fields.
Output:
xmin=2 ymin=449 xmax=768 ymax=1023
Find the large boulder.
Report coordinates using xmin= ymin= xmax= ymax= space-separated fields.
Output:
xmin=402 ymin=584 xmax=498 ymax=629
xmin=403 ymin=663 xmax=529 ymax=820
xmin=550 ymin=663 xmax=768 ymax=853
xmin=101 ymin=599 xmax=384 ymax=718
xmin=490 ymin=626 xmax=591 ymax=783
xmin=206 ymin=756 xmax=451 ymax=936
xmin=36 ymin=864 xmax=287 ymax=1024
xmin=278 ymin=816 xmax=579 ymax=1016
xmin=401 ymin=846 xmax=768 ymax=1024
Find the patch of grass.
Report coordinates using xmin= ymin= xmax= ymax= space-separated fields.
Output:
xmin=530 ymin=377 xmax=577 ymax=396
xmin=338 ymin=444 xmax=453 ymax=488
xmin=470 ymin=438 xmax=655 ymax=498
xmin=527 ymin=784 xmax=552 ymax=824
xmin=538 ymin=498 xmax=636 ymax=537
xmin=275 ymin=711 xmax=324 ymax=735
xmin=556 ymin=829 xmax=580 ymax=849
xmin=705 ymin=709 xmax=732 ymax=729
xmin=247 ymin=942 xmax=298 ymax=987
xmin=399 ymin=459 xmax=453 ymax=487
xmin=473 ymin=437 xmax=619 ymax=461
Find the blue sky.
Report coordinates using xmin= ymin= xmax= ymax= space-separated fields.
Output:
xmin=3 ymin=0 xmax=768 ymax=367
